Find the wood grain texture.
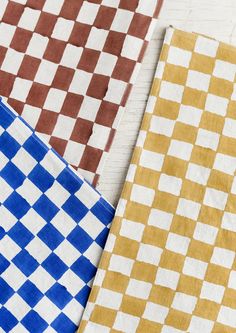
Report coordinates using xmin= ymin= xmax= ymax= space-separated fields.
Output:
xmin=97 ymin=0 xmax=236 ymax=206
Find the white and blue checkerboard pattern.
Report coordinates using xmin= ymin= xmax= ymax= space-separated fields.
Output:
xmin=0 ymin=99 xmax=115 ymax=333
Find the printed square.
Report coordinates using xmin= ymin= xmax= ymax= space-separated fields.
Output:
xmin=104 ymin=78 xmax=127 ymax=104
xmin=34 ymin=60 xmax=58 ymax=86
xmin=86 ymin=27 xmax=109 ymax=51
xmin=0 ymin=177 xmax=13 ymax=203
xmin=231 ymin=177 xmax=236 ymax=195
xmin=196 ymin=129 xmax=220 ymax=151
xmin=143 ymin=302 xmax=169 ymax=324
xmin=119 ymin=219 xmax=144 ymax=242
xmin=130 ymin=184 xmax=155 ymax=206
xmin=166 ymin=232 xmax=190 ymax=255
xmin=183 ymin=257 xmax=208 ymax=280
xmin=10 ymin=78 xmax=32 ymax=102
xmin=188 ymin=316 xmax=214 ymax=333
xmin=186 ymin=163 xmax=211 ymax=185
xmin=53 ymin=239 xmax=78 ymax=268
xmin=59 ymin=270 xmax=85 ymax=296
xmin=211 ymin=247 xmax=235 ymax=269
xmin=111 ymin=9 xmax=134 ymax=33
xmin=137 ymin=243 xmax=163 ymax=265
xmin=26 ymin=237 xmax=51 ymax=264
xmin=87 ymin=123 xmax=111 ymax=150
xmin=222 ymin=212 xmax=236 ymax=232
xmin=96 ymin=288 xmax=122 ymax=310
xmin=1 ymin=48 xmax=24 ymax=75
xmin=78 ymin=97 xmax=101 ymax=122
xmin=203 ymin=188 xmax=228 ymax=210
xmin=217 ymin=306 xmax=236 ymax=328
xmin=52 ymin=18 xmax=74 ymax=41
xmin=186 ymin=70 xmax=210 ymax=92
xmin=155 ymin=268 xmax=180 ymax=290
xmin=52 ymin=115 xmax=76 ymax=140
xmin=228 ymin=270 xmax=236 ymax=290
xmin=4 ymin=293 xmax=30 ymax=322
xmin=18 ymin=7 xmax=40 ymax=31
xmin=61 ymin=44 xmax=83 ymax=68
xmin=148 ymin=209 xmax=173 ymax=230
xmin=109 ymin=254 xmax=134 ymax=276
xmin=43 ymin=0 xmax=64 ymax=15
xmin=200 ymin=281 xmax=225 ymax=303
xmin=35 ymin=11 xmax=57 ymax=36
xmin=126 ymin=279 xmax=152 ymax=300
xmin=136 ymin=0 xmax=158 ymax=16
xmin=193 ymin=222 xmax=218 ymax=245
xmin=71 ymin=256 xmax=96 ymax=283
xmin=43 ymin=88 xmax=67 ymax=112
xmin=168 ymin=140 xmax=193 ymax=161
xmin=69 ymin=70 xmax=92 ymax=95
xmin=139 ymin=150 xmax=164 ymax=171
xmin=213 ymin=60 xmax=236 ymax=82
xmin=177 ymin=105 xmax=203 ymax=127
xmin=113 ymin=312 xmax=140 ymax=333
xmin=158 ymin=174 xmax=182 ymax=196
xmin=0 ymin=23 xmax=16 ymax=47
xmin=177 ymin=198 xmax=201 ymax=220
xmin=95 ymin=52 xmax=117 ymax=76
xmin=213 ymin=153 xmax=236 ymax=175
xmin=12 ymin=249 xmax=39 ymax=277
xmin=205 ymin=93 xmax=228 ymax=116
xmin=21 ymin=310 xmax=48 ymax=333
xmin=121 ymin=35 xmax=143 ymax=61
xmin=20 ymin=209 xmax=46 ymax=234
xmin=29 ymin=267 xmax=55 ymax=294
xmin=77 ymin=1 xmax=99 ymax=24
xmin=172 ymin=292 xmax=197 ymax=314
xmin=167 ymin=46 xmax=192 ymax=68
xmin=34 ymin=297 xmax=60 ymax=324
xmin=43 ymin=39 xmax=67 ymax=63
xmin=79 ymin=212 xmax=104 ymax=241
xmin=26 ymin=33 xmax=48 ymax=58
xmin=223 ymin=118 xmax=236 ymax=139
xmin=150 ymin=115 xmax=175 ymax=136
xmin=194 ymin=36 xmax=219 ymax=57
xmin=17 ymin=179 xmax=42 ymax=206
xmin=159 ymin=81 xmax=184 ymax=103
xmin=63 ymin=141 xmax=85 ymax=166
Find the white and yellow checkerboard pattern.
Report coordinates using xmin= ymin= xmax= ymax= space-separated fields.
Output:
xmin=78 ymin=27 xmax=236 ymax=333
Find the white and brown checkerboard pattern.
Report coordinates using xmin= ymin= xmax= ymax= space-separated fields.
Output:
xmin=78 ymin=27 xmax=236 ymax=332
xmin=0 ymin=0 xmax=163 ymax=185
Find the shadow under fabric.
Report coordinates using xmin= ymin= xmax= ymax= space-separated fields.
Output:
xmin=0 ymin=0 xmax=163 ymax=186
xmin=78 ymin=27 xmax=236 ymax=333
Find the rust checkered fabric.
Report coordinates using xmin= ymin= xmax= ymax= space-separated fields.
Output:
xmin=0 ymin=0 xmax=163 ymax=185
xmin=78 ymin=27 xmax=236 ymax=332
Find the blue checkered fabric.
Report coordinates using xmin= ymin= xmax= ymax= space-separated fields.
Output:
xmin=0 ymin=99 xmax=115 ymax=333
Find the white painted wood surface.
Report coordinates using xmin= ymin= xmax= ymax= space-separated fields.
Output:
xmin=97 ymin=0 xmax=236 ymax=206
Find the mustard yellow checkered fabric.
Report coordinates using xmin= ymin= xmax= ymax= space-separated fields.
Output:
xmin=78 ymin=27 xmax=236 ymax=333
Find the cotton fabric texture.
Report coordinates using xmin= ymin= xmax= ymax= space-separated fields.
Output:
xmin=78 ymin=27 xmax=236 ymax=333
xmin=0 ymin=0 xmax=163 ymax=185
xmin=0 ymin=99 xmax=114 ymax=332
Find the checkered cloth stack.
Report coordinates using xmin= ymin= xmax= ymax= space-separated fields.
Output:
xmin=0 ymin=0 xmax=163 ymax=185
xmin=78 ymin=27 xmax=236 ymax=333
xmin=0 ymin=99 xmax=114 ymax=332
xmin=3 ymin=1 xmax=236 ymax=332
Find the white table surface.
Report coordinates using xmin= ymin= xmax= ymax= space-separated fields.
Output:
xmin=97 ymin=0 xmax=236 ymax=206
